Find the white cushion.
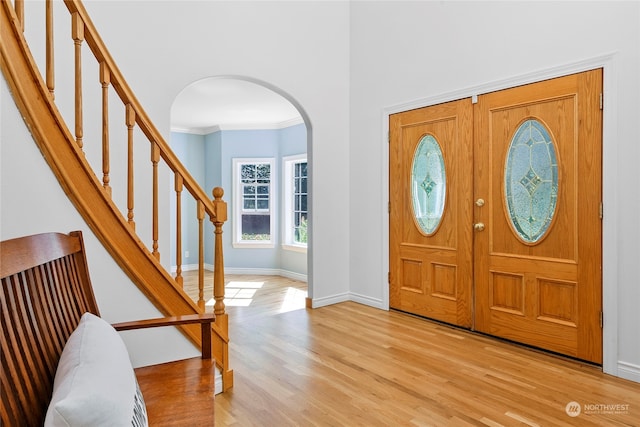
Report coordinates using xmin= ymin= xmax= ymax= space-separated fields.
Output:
xmin=45 ymin=312 xmax=148 ymax=427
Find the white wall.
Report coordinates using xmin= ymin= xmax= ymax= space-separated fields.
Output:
xmin=349 ymin=1 xmax=640 ymax=382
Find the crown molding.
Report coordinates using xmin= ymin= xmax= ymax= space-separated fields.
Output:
xmin=171 ymin=116 xmax=304 ymax=135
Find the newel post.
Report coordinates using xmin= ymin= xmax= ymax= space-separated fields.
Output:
xmin=212 ymin=187 xmax=227 ymax=316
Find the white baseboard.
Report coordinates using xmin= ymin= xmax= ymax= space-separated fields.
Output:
xmin=215 ymin=366 xmax=223 ymax=395
xmin=309 ymin=292 xmax=384 ymax=309
xmin=618 ymin=361 xmax=640 ymax=383
xmin=171 ymin=265 xmax=307 ymax=283
xmin=349 ymin=292 xmax=385 ymax=310
xmin=310 ymin=292 xmax=350 ymax=308
xmin=170 ymin=263 xmax=206 ymax=273
xmin=278 ymin=269 xmax=308 ymax=282
xmin=223 ymin=267 xmax=307 ymax=283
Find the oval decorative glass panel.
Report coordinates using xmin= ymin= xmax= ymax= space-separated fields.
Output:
xmin=504 ymin=119 xmax=558 ymax=243
xmin=411 ymin=135 xmax=446 ymax=234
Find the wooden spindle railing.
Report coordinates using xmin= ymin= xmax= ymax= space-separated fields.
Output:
xmin=45 ymin=0 xmax=54 ymax=96
xmin=197 ymin=201 xmax=206 ymax=310
xmin=151 ymin=142 xmax=160 ymax=259
xmin=125 ymin=103 xmax=136 ymax=229
xmin=71 ymin=12 xmax=83 ymax=150
xmin=175 ymin=175 xmax=184 ymax=287
xmin=14 ymin=0 xmax=23 ymax=31
xmin=1 ymin=0 xmax=232 ymax=391
xmin=100 ymin=62 xmax=111 ymax=194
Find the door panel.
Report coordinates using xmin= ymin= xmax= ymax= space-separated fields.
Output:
xmin=474 ymin=70 xmax=603 ymax=363
xmin=389 ymin=99 xmax=473 ymax=327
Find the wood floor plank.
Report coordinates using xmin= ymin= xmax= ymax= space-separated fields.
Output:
xmin=181 ymin=273 xmax=640 ymax=426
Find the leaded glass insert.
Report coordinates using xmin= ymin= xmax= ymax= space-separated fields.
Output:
xmin=504 ymin=119 xmax=558 ymax=243
xmin=411 ymin=135 xmax=446 ymax=234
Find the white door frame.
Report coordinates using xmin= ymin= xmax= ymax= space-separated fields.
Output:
xmin=381 ymin=53 xmax=619 ymax=377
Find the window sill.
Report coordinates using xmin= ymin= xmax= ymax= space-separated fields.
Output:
xmin=232 ymin=241 xmax=275 ymax=249
xmin=282 ymin=244 xmax=307 ymax=254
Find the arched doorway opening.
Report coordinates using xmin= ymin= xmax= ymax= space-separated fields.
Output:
xmin=169 ymin=76 xmax=313 ymax=313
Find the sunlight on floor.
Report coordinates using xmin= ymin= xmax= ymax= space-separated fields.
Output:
xmin=279 ymin=287 xmax=307 ymax=313
xmin=207 ymin=281 xmax=307 ymax=311
xmin=211 ymin=281 xmax=265 ymax=307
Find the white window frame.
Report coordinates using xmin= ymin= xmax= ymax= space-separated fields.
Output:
xmin=282 ymin=154 xmax=308 ymax=253
xmin=232 ymin=158 xmax=276 ymax=248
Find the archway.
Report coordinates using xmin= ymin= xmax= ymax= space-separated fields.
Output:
xmin=169 ymin=76 xmax=313 ymax=310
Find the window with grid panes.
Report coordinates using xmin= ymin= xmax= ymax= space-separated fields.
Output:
xmin=233 ymin=158 xmax=275 ymax=247
xmin=283 ymin=154 xmax=307 ymax=251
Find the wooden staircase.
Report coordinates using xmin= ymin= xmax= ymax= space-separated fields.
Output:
xmin=0 ymin=0 xmax=233 ymax=391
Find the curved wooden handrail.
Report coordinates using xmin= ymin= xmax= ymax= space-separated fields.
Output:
xmin=1 ymin=0 xmax=233 ymax=390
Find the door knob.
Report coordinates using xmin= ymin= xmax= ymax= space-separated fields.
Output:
xmin=475 ymin=198 xmax=485 ymax=207
xmin=474 ymin=222 xmax=485 ymax=231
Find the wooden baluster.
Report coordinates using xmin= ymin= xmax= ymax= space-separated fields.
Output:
xmin=15 ymin=0 xmax=24 ymax=31
xmin=100 ymin=63 xmax=111 ymax=195
xmin=175 ymin=175 xmax=183 ymax=286
xmin=212 ymin=187 xmax=227 ymax=316
xmin=197 ymin=200 xmax=205 ymax=310
xmin=151 ymin=142 xmax=159 ymax=259
xmin=71 ymin=12 xmax=84 ymax=150
xmin=45 ymin=0 xmax=54 ymax=96
xmin=126 ymin=104 xmax=135 ymax=229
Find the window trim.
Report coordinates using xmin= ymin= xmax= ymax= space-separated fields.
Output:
xmin=282 ymin=154 xmax=308 ymax=253
xmin=232 ymin=157 xmax=276 ymax=249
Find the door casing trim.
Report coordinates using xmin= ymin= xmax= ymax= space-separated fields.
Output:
xmin=381 ymin=53 xmax=618 ymax=377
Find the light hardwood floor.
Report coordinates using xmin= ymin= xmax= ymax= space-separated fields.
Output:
xmin=184 ymin=272 xmax=640 ymax=426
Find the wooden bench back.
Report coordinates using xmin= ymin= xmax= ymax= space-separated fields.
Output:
xmin=1 ymin=231 xmax=100 ymax=426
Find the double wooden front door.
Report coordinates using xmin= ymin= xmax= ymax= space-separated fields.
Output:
xmin=389 ymin=70 xmax=603 ymax=363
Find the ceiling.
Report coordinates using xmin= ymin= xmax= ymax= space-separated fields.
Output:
xmin=170 ymin=78 xmax=302 ymax=134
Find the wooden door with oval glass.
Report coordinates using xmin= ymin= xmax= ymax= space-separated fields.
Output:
xmin=474 ymin=70 xmax=603 ymax=363
xmin=389 ymin=69 xmax=603 ymax=363
xmin=389 ymin=99 xmax=474 ymax=327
